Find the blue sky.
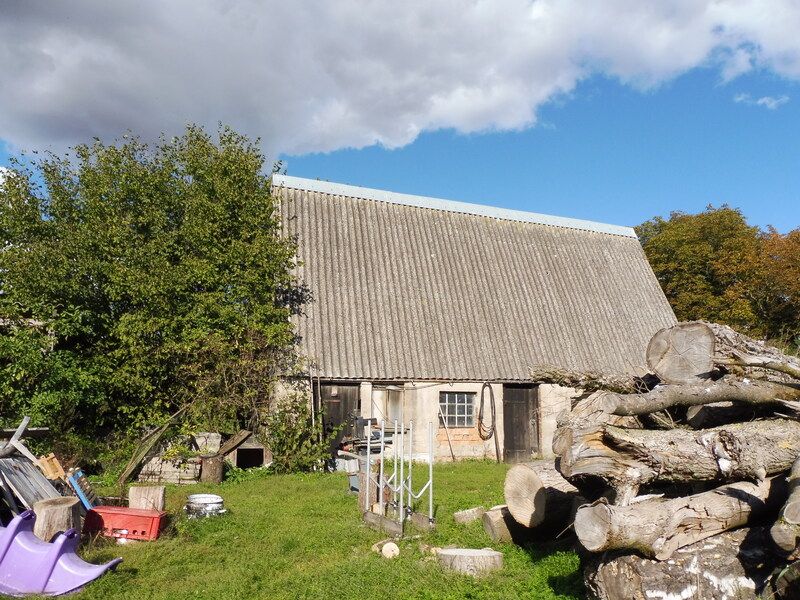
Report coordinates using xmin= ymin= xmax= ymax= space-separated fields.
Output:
xmin=2 ymin=2 xmax=800 ymax=233
xmin=283 ymin=68 xmax=799 ymax=232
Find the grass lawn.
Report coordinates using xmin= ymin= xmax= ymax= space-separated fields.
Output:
xmin=76 ymin=461 xmax=584 ymax=599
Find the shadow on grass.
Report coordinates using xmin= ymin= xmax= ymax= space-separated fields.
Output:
xmin=521 ymin=538 xmax=586 ymax=599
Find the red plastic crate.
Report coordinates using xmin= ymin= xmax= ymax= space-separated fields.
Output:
xmin=84 ymin=506 xmax=167 ymax=541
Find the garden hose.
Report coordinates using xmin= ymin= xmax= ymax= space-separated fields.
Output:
xmin=478 ymin=381 xmax=501 ymax=462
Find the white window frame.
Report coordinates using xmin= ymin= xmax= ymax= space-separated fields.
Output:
xmin=439 ymin=392 xmax=475 ymax=428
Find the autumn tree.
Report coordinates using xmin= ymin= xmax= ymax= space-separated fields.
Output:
xmin=757 ymin=228 xmax=800 ymax=344
xmin=637 ymin=206 xmax=799 ymax=349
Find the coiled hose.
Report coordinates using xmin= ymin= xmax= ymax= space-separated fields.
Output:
xmin=478 ymin=381 xmax=501 ymax=462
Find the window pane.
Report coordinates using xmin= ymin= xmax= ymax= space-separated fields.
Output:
xmin=439 ymin=392 xmax=476 ymax=428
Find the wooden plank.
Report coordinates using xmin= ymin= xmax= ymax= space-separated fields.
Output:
xmin=215 ymin=430 xmax=252 ymax=457
xmin=362 ymin=511 xmax=403 ymax=536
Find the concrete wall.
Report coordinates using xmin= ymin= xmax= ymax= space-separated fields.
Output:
xmin=537 ymin=383 xmax=580 ymax=458
xmin=283 ymin=377 xmax=580 ymax=462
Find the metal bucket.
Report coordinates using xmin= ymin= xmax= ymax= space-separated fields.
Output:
xmin=184 ymin=493 xmax=226 ymax=518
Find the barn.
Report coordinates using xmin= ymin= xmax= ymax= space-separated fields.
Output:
xmin=273 ymin=174 xmax=676 ymax=462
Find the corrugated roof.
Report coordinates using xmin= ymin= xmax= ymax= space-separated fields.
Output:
xmin=275 ymin=175 xmax=677 ymax=380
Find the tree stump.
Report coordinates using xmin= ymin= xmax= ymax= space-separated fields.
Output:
xmin=128 ymin=485 xmax=166 ymax=511
xmin=583 ymin=527 xmax=780 ymax=600
xmin=33 ymin=496 xmax=81 ymax=542
xmin=200 ymin=455 xmax=224 ymax=484
xmin=437 ymin=548 xmax=503 ymax=577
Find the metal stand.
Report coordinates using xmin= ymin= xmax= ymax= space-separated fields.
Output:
xmin=365 ymin=418 xmax=435 ymax=535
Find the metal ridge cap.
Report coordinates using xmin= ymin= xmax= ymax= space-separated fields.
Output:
xmin=271 ymin=173 xmax=637 ymax=238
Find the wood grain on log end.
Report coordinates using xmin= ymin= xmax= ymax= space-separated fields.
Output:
xmin=437 ymin=548 xmax=503 ymax=577
xmin=504 ymin=465 xmax=547 ymax=528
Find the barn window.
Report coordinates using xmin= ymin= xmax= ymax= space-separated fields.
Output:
xmin=439 ymin=392 xmax=475 ymax=428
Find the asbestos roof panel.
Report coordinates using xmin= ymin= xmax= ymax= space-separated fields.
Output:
xmin=275 ymin=176 xmax=677 ymax=380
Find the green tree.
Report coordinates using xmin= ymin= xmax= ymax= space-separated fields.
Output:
xmin=636 ymin=206 xmax=763 ymax=334
xmin=0 ymin=126 xmax=308 ymax=459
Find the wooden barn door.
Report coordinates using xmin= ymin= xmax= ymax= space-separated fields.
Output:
xmin=502 ymin=384 xmax=539 ymax=463
xmin=318 ymin=383 xmax=360 ymax=455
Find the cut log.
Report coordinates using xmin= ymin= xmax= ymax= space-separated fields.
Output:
xmin=607 ymin=378 xmax=800 ymax=417
xmin=482 ymin=505 xmax=538 ymax=544
xmin=574 ymin=476 xmax=785 ymax=560
xmin=128 ymin=485 xmax=166 ymax=511
xmin=503 ymin=462 xmax=578 ymax=528
xmin=770 ymin=455 xmax=800 ymax=557
xmin=566 ymin=419 xmax=800 ymax=499
xmin=437 ymin=548 xmax=503 ymax=577
xmin=32 ymin=496 xmax=81 ymax=542
xmin=646 ymin=321 xmax=716 ymax=384
xmin=583 ymin=526 xmax=781 ymax=600
xmin=200 ymin=455 xmax=224 ymax=484
xmin=453 ymin=506 xmax=485 ymax=524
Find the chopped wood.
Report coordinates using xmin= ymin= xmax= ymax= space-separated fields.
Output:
xmin=437 ymin=548 xmax=503 ymax=577
xmin=453 ymin=506 xmax=485 ymax=524
xmin=128 ymin=485 xmax=166 ymax=511
xmin=646 ymin=321 xmax=716 ymax=384
xmin=583 ymin=526 xmax=781 ymax=600
xmin=564 ymin=419 xmax=800 ymax=501
xmin=482 ymin=504 xmax=537 ymax=544
xmin=574 ymin=476 xmax=785 ymax=560
xmin=503 ymin=462 xmax=578 ymax=528
xmin=32 ymin=496 xmax=81 ymax=542
xmin=771 ymin=455 xmax=800 ymax=558
xmin=607 ymin=378 xmax=800 ymax=417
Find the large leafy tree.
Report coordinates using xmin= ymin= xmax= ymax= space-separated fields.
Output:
xmin=637 ymin=206 xmax=799 ymax=348
xmin=0 ymin=126 xmax=307 ymax=453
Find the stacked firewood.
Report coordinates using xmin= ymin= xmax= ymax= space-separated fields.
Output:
xmin=504 ymin=322 xmax=800 ymax=600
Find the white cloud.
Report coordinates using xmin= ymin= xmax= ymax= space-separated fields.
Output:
xmin=0 ymin=167 xmax=9 ymax=186
xmin=1 ymin=1 xmax=799 ymax=157
xmin=734 ymin=92 xmax=790 ymax=109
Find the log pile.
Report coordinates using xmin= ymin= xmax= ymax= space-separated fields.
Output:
xmin=511 ymin=322 xmax=800 ymax=599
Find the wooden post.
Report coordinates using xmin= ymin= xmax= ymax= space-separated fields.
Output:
xmin=128 ymin=485 xmax=166 ymax=511
xmin=33 ymin=497 xmax=81 ymax=542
